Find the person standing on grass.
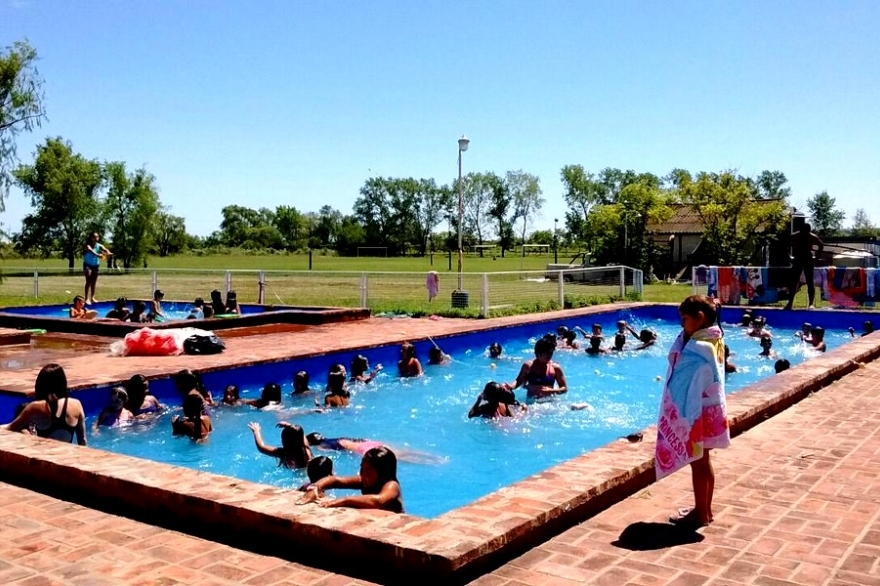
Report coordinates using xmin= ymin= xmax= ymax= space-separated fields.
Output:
xmin=784 ymin=222 xmax=823 ymax=310
xmin=83 ymin=232 xmax=112 ymax=304
xmin=657 ymin=295 xmax=730 ymax=529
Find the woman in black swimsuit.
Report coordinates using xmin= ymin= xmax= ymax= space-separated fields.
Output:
xmin=4 ymin=363 xmax=86 ymax=445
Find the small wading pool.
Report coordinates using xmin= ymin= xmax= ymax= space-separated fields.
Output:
xmin=3 ymin=305 xmax=867 ymax=518
xmin=0 ymin=300 xmax=369 ymax=336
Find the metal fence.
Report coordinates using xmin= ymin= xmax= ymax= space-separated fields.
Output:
xmin=0 ymin=266 xmax=643 ymax=317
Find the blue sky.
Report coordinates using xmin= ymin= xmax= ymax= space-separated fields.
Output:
xmin=2 ymin=0 xmax=878 ymax=237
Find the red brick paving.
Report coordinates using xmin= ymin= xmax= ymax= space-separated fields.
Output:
xmin=3 ymin=308 xmax=880 ymax=584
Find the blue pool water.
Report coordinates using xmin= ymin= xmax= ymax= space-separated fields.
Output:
xmin=0 ymin=301 xmax=262 ymax=320
xmin=69 ymin=306 xmax=865 ymax=518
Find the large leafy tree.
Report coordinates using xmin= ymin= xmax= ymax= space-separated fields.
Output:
xmin=678 ymin=170 xmax=788 ymax=265
xmin=354 ymin=177 xmax=395 ymax=250
xmin=752 ymin=170 xmax=791 ymax=200
xmin=807 ymin=191 xmax=845 ymax=237
xmin=507 ymin=170 xmax=544 ymax=245
xmin=410 ymin=178 xmax=452 ymax=256
xmin=273 ymin=205 xmax=308 ymax=250
xmin=14 ymin=137 xmax=103 ymax=268
xmin=103 ymin=162 xmax=160 ymax=268
xmin=486 ymin=172 xmax=515 ymax=256
xmin=1 ymin=40 xmax=46 ymax=209
xmin=153 ymin=210 xmax=187 ymax=257
xmin=458 ymin=172 xmax=496 ymax=246
xmin=850 ymin=208 xmax=877 ymax=238
xmin=559 ymin=165 xmax=609 ymax=243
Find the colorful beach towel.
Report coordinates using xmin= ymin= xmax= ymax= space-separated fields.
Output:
xmin=655 ymin=326 xmax=730 ymax=480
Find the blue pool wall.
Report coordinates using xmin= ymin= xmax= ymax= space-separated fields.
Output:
xmin=1 ymin=305 xmax=874 ymax=423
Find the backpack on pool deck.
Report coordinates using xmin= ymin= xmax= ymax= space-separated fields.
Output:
xmin=183 ymin=333 xmax=226 ymax=355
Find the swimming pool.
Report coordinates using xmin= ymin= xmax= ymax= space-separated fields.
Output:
xmin=0 ymin=300 xmax=370 ymax=335
xmin=78 ymin=305 xmax=861 ymax=518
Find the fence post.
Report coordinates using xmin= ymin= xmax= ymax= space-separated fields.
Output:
xmin=257 ymin=271 xmax=266 ymax=304
xmin=691 ymin=267 xmax=697 ymax=295
xmin=557 ymin=271 xmax=564 ymax=308
xmin=225 ymin=271 xmax=232 ymax=294
xmin=360 ymin=273 xmax=368 ymax=308
xmin=635 ymin=270 xmax=644 ymax=295
xmin=619 ymin=266 xmax=625 ymax=298
xmin=33 ymin=270 xmax=39 ymax=298
xmin=151 ymin=270 xmax=158 ymax=298
xmin=480 ymin=273 xmax=489 ymax=317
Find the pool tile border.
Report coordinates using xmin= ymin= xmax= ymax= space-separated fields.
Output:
xmin=1 ymin=304 xmax=879 ymax=584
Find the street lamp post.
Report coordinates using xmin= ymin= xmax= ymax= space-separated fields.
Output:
xmin=456 ymin=135 xmax=469 ymax=292
xmin=554 ymin=218 xmax=559 ymax=263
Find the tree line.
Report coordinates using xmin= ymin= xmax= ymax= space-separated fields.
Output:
xmin=3 ymin=40 xmax=877 ymax=275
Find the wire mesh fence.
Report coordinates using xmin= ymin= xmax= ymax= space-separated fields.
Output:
xmin=1 ymin=266 xmax=643 ymax=317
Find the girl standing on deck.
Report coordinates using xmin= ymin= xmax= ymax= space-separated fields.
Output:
xmin=657 ymin=295 xmax=730 ymax=528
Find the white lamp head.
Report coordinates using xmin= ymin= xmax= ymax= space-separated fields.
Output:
xmin=458 ymin=135 xmax=470 ymax=152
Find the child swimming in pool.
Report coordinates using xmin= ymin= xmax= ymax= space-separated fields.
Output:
xmin=221 ymin=385 xmax=241 ymax=406
xmin=398 ymin=342 xmax=423 ymax=377
xmin=130 ymin=300 xmax=148 ymax=323
xmin=758 ymin=334 xmax=777 ymax=359
xmin=298 ymin=456 xmax=334 ymax=491
xmin=427 ymin=346 xmax=450 ymax=365
xmin=795 ymin=322 xmax=812 ymax=342
xmin=611 ymin=332 xmax=627 ymax=351
xmin=292 ymin=371 xmax=314 ymax=395
xmin=210 ymin=289 xmax=226 ymax=316
xmin=225 ymin=290 xmax=240 ymax=315
xmin=124 ymin=374 xmax=164 ymax=416
xmin=305 ymin=431 xmax=443 ymax=465
xmin=322 ymin=365 xmax=350 ymax=407
xmin=506 ymin=337 xmax=567 ymax=399
xmin=632 ymin=329 xmax=658 ymax=351
xmin=350 ymin=355 xmax=383 ymax=383
xmin=93 ymin=387 xmax=134 ymax=429
xmin=248 ymin=421 xmax=311 ymax=469
xmin=69 ymin=295 xmax=98 ymax=320
xmin=241 ymin=383 xmax=282 ymax=409
xmin=468 ymin=382 xmax=525 ymax=419
xmin=147 ymin=289 xmax=166 ymax=322
xmin=172 ymin=393 xmax=212 ymax=441
xmin=174 ymin=369 xmax=214 ymax=406
xmin=774 ymin=358 xmax=791 ymax=373
xmin=105 ymin=297 xmax=131 ymax=321
xmin=488 ymin=342 xmax=503 ymax=359
xmin=808 ymin=326 xmax=827 ymax=352
xmin=295 ymin=446 xmax=404 ymax=513
xmin=657 ymin=294 xmax=730 ymax=528
xmin=584 ymin=335 xmax=607 ymax=355
xmin=724 ymin=345 xmax=737 ymax=373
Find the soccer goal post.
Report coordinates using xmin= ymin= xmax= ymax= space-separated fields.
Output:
xmin=521 ymin=244 xmax=551 ymax=257
xmin=357 ymin=247 xmax=388 ymax=257
xmin=472 ymin=244 xmax=497 ymax=257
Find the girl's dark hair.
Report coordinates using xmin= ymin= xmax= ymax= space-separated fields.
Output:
xmin=125 ymin=374 xmax=149 ymax=412
xmin=563 ymin=330 xmax=577 ymax=343
xmin=133 ymin=300 xmax=147 ymax=313
xmin=362 ymin=446 xmax=398 ymax=492
xmin=774 ymin=358 xmax=791 ymax=373
xmin=182 ymin=392 xmax=205 ymax=418
xmin=224 ymin=384 xmax=240 ymax=401
xmin=400 ymin=342 xmax=416 ymax=359
xmin=35 ymin=364 xmax=68 ymax=410
xmin=556 ymin=325 xmax=569 ymax=336
xmin=114 ymin=297 xmax=127 ymax=309
xmin=306 ymin=432 xmax=324 ymax=445
xmin=679 ymin=295 xmax=718 ymax=328
xmin=261 ymin=383 xmax=282 ymax=403
xmin=327 ymin=365 xmax=348 ymax=396
xmin=428 ymin=347 xmax=444 ymax=363
xmin=279 ymin=424 xmax=309 ymax=468
xmin=351 ymin=355 xmax=369 ymax=375
xmin=535 ymin=337 xmax=555 ymax=357
xmin=211 ymin=289 xmax=223 ymax=302
xmin=174 ymin=369 xmax=199 ymax=394
xmin=489 ymin=342 xmax=503 ymax=357
xmin=307 ymin=456 xmax=334 ymax=482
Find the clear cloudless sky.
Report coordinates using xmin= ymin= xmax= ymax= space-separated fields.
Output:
xmin=2 ymin=0 xmax=878 ymax=237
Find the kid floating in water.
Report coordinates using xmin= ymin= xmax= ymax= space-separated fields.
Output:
xmin=398 ymin=343 xmax=423 ymax=377
xmin=507 ymin=338 xmax=567 ymax=399
xmin=468 ymin=382 xmax=525 ymax=419
xmin=172 ymin=393 xmax=212 ymax=441
xmin=306 ymin=432 xmax=443 ymax=464
xmin=241 ymin=383 xmax=282 ymax=409
xmin=351 ymin=356 xmax=383 ymax=382
xmin=808 ymin=326 xmax=827 ymax=352
xmin=69 ymin=295 xmax=98 ymax=320
xmin=248 ymin=421 xmax=312 ymax=469
xmin=295 ymin=446 xmax=404 ymax=513
xmin=94 ymin=387 xmax=134 ymax=429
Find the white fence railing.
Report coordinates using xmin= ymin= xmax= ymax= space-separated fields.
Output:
xmin=0 ymin=266 xmax=643 ymax=317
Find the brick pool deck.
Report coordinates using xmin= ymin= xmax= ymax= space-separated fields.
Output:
xmin=2 ymin=307 xmax=880 ymax=584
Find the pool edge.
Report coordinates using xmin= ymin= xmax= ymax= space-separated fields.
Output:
xmin=1 ymin=305 xmax=879 ymax=583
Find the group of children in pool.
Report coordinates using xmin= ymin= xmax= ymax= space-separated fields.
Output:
xmin=69 ymin=289 xmax=240 ymax=322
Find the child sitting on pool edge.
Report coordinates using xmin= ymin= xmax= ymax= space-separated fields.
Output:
xmin=295 ymin=446 xmax=404 ymax=513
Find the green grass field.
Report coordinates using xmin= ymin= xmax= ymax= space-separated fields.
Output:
xmin=1 ymin=253 xmax=840 ymax=315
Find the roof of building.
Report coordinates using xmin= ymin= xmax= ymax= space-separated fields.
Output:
xmin=649 ymin=201 xmax=789 ymax=235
